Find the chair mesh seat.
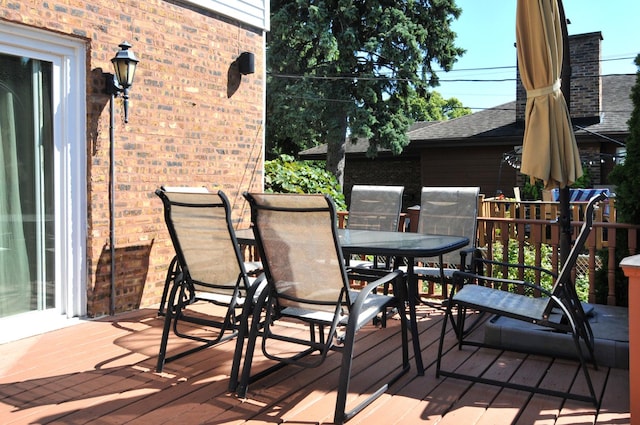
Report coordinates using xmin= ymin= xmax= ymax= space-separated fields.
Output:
xmin=453 ymin=284 xmax=549 ymax=321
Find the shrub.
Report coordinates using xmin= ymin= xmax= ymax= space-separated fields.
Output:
xmin=490 ymin=239 xmax=589 ymax=302
xmin=264 ymin=155 xmax=347 ymax=210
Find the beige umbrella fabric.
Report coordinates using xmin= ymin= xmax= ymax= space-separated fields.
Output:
xmin=516 ymin=0 xmax=582 ymax=189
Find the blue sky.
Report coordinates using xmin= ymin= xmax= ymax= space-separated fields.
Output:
xmin=435 ymin=0 xmax=640 ymax=111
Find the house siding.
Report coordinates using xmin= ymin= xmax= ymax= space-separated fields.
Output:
xmin=344 ymin=157 xmax=423 ymax=210
xmin=420 ymin=145 xmax=518 ymax=198
xmin=0 ymin=1 xmax=265 ymax=317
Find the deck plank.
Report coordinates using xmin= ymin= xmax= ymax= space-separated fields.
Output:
xmin=0 ymin=305 xmax=629 ymax=425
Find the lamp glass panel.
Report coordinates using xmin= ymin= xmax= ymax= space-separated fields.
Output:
xmin=113 ymin=60 xmax=137 ymax=89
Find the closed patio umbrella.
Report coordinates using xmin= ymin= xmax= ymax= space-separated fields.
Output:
xmin=516 ymin=0 xmax=582 ymax=265
xmin=516 ymin=0 xmax=582 ymax=188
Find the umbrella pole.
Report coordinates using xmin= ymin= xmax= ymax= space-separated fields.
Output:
xmin=558 ymin=0 xmax=571 ymax=268
xmin=559 ymin=186 xmax=571 ymax=267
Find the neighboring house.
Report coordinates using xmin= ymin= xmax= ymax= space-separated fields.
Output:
xmin=0 ymin=0 xmax=267 ymax=342
xmin=300 ymin=32 xmax=633 ymax=209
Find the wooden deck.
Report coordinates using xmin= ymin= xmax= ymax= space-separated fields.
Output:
xmin=0 ymin=304 xmax=630 ymax=424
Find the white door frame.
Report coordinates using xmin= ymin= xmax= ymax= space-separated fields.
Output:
xmin=0 ymin=22 xmax=87 ymax=342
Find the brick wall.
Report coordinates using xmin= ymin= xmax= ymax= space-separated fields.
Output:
xmin=516 ymin=32 xmax=602 ymax=122
xmin=1 ymin=1 xmax=265 ymax=316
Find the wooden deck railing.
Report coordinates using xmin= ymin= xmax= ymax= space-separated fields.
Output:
xmin=394 ymin=197 xmax=638 ymax=304
xmin=478 ymin=216 xmax=639 ymax=305
xmin=251 ymin=197 xmax=638 ymax=304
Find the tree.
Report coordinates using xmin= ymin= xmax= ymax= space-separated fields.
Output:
xmin=609 ymin=54 xmax=640 ymax=225
xmin=408 ymin=90 xmax=471 ymax=121
xmin=266 ymin=0 xmax=464 ymax=184
xmin=596 ymin=54 xmax=640 ymax=307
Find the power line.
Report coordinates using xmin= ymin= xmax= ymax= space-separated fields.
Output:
xmin=268 ymin=55 xmax=637 ymax=84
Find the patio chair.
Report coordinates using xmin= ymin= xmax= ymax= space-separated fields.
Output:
xmin=410 ymin=187 xmax=480 ymax=298
xmin=345 ymin=185 xmax=404 ymax=289
xmin=347 ymin=184 xmax=405 ymax=232
xmin=435 ymin=192 xmax=607 ymax=406
xmin=154 ymin=188 xmax=263 ymax=372
xmin=230 ymin=192 xmax=411 ymax=424
xmin=156 ymin=186 xmax=210 ymax=317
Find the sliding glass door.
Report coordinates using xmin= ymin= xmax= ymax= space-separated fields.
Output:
xmin=0 ymin=53 xmax=55 ymax=318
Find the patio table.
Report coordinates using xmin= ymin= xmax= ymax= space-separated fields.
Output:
xmin=235 ymin=228 xmax=469 ymax=375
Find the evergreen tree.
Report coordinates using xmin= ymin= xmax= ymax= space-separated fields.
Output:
xmin=598 ymin=54 xmax=640 ymax=306
xmin=266 ymin=0 xmax=464 ymax=184
xmin=609 ymin=54 xmax=640 ymax=225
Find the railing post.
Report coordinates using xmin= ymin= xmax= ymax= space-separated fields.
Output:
xmin=609 ymin=227 xmax=618 ymax=306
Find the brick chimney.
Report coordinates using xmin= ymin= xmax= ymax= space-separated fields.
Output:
xmin=516 ymin=31 xmax=603 ymax=123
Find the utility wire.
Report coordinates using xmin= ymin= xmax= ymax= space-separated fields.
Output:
xmin=268 ymin=56 xmax=636 ymax=83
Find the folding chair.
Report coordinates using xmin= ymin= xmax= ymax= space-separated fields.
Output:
xmin=155 ymin=188 xmax=262 ymax=372
xmin=230 ymin=192 xmax=412 ymax=424
xmin=435 ymin=193 xmax=607 ymax=406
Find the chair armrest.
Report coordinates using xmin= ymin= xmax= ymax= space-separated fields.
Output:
xmin=451 ymin=270 xmax=554 ymax=299
xmin=356 ymin=269 xmax=404 ymax=300
xmin=459 ymin=246 xmax=481 ymax=271
xmin=347 ymin=269 xmax=404 ymax=332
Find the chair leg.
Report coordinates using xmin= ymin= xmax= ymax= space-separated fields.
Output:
xmin=229 ymin=283 xmax=266 ymax=393
xmin=156 ymin=275 xmax=182 ymax=372
xmin=235 ymin=289 xmax=269 ymax=398
xmin=334 ymin=326 xmax=356 ymax=424
xmin=570 ymin=330 xmax=598 ymax=404
xmin=436 ymin=293 xmax=456 ymax=378
xmin=335 ymin=298 xmax=410 ymax=424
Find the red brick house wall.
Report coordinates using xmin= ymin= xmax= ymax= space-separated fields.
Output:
xmin=1 ymin=1 xmax=265 ymax=316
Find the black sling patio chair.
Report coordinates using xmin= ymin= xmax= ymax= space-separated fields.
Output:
xmin=347 ymin=184 xmax=405 ymax=232
xmin=156 ymin=186 xmax=210 ymax=317
xmin=345 ymin=184 xmax=404 ymax=272
xmin=435 ymin=192 xmax=607 ymax=406
xmin=409 ymin=186 xmax=481 ymax=300
xmin=155 ymin=188 xmax=263 ymax=372
xmin=229 ymin=192 xmax=412 ymax=424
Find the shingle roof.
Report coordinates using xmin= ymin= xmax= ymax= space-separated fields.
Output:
xmin=299 ymin=74 xmax=635 ymax=157
xmin=407 ymin=102 xmax=520 ymax=142
xmin=575 ymin=74 xmax=634 ymax=136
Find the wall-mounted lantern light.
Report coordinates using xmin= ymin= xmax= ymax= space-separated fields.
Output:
xmin=105 ymin=41 xmax=139 ymax=316
xmin=106 ymin=41 xmax=139 ymax=123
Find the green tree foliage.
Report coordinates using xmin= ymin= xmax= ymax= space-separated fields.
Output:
xmin=264 ymin=155 xmax=347 ymax=210
xmin=408 ymin=90 xmax=471 ymax=121
xmin=609 ymin=54 xmax=640 ymax=225
xmin=266 ymin=0 xmax=465 ymax=183
xmin=595 ymin=54 xmax=640 ymax=307
xmin=491 ymin=240 xmax=589 ymax=302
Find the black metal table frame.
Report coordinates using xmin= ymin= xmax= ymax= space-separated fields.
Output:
xmin=336 ymin=229 xmax=469 ymax=374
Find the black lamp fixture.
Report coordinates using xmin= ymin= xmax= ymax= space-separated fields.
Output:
xmin=238 ymin=51 xmax=255 ymax=75
xmin=106 ymin=41 xmax=139 ymax=123
xmin=105 ymin=41 xmax=139 ymax=316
